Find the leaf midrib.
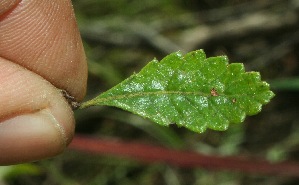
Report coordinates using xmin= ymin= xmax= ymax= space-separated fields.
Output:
xmin=81 ymin=90 xmax=210 ymax=108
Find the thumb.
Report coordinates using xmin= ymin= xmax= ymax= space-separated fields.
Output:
xmin=0 ymin=57 xmax=75 ymax=165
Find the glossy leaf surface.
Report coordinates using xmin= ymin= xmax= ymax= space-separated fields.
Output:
xmin=81 ymin=50 xmax=274 ymax=133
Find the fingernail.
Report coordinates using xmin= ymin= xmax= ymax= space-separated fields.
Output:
xmin=0 ymin=109 xmax=67 ymax=165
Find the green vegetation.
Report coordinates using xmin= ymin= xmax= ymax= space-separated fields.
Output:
xmin=2 ymin=0 xmax=299 ymax=185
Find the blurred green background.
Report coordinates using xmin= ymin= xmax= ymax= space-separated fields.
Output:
xmin=1 ymin=0 xmax=299 ymax=184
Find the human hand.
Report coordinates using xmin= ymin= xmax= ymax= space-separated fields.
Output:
xmin=0 ymin=0 xmax=87 ymax=165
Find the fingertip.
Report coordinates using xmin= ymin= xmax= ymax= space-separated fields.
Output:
xmin=0 ymin=58 xmax=76 ymax=165
xmin=0 ymin=0 xmax=88 ymax=101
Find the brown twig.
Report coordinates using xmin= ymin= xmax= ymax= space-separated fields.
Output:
xmin=69 ymin=135 xmax=299 ymax=177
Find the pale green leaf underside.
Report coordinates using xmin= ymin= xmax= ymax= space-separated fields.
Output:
xmin=81 ymin=50 xmax=275 ymax=133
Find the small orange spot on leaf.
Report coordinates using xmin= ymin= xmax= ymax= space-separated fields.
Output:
xmin=210 ymin=88 xmax=218 ymax=97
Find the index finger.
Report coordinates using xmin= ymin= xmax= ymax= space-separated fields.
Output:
xmin=0 ymin=0 xmax=87 ymax=100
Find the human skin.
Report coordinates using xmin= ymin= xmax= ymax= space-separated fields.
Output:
xmin=0 ymin=0 xmax=87 ymax=165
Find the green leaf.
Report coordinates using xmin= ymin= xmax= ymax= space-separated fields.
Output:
xmin=81 ymin=50 xmax=275 ymax=133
